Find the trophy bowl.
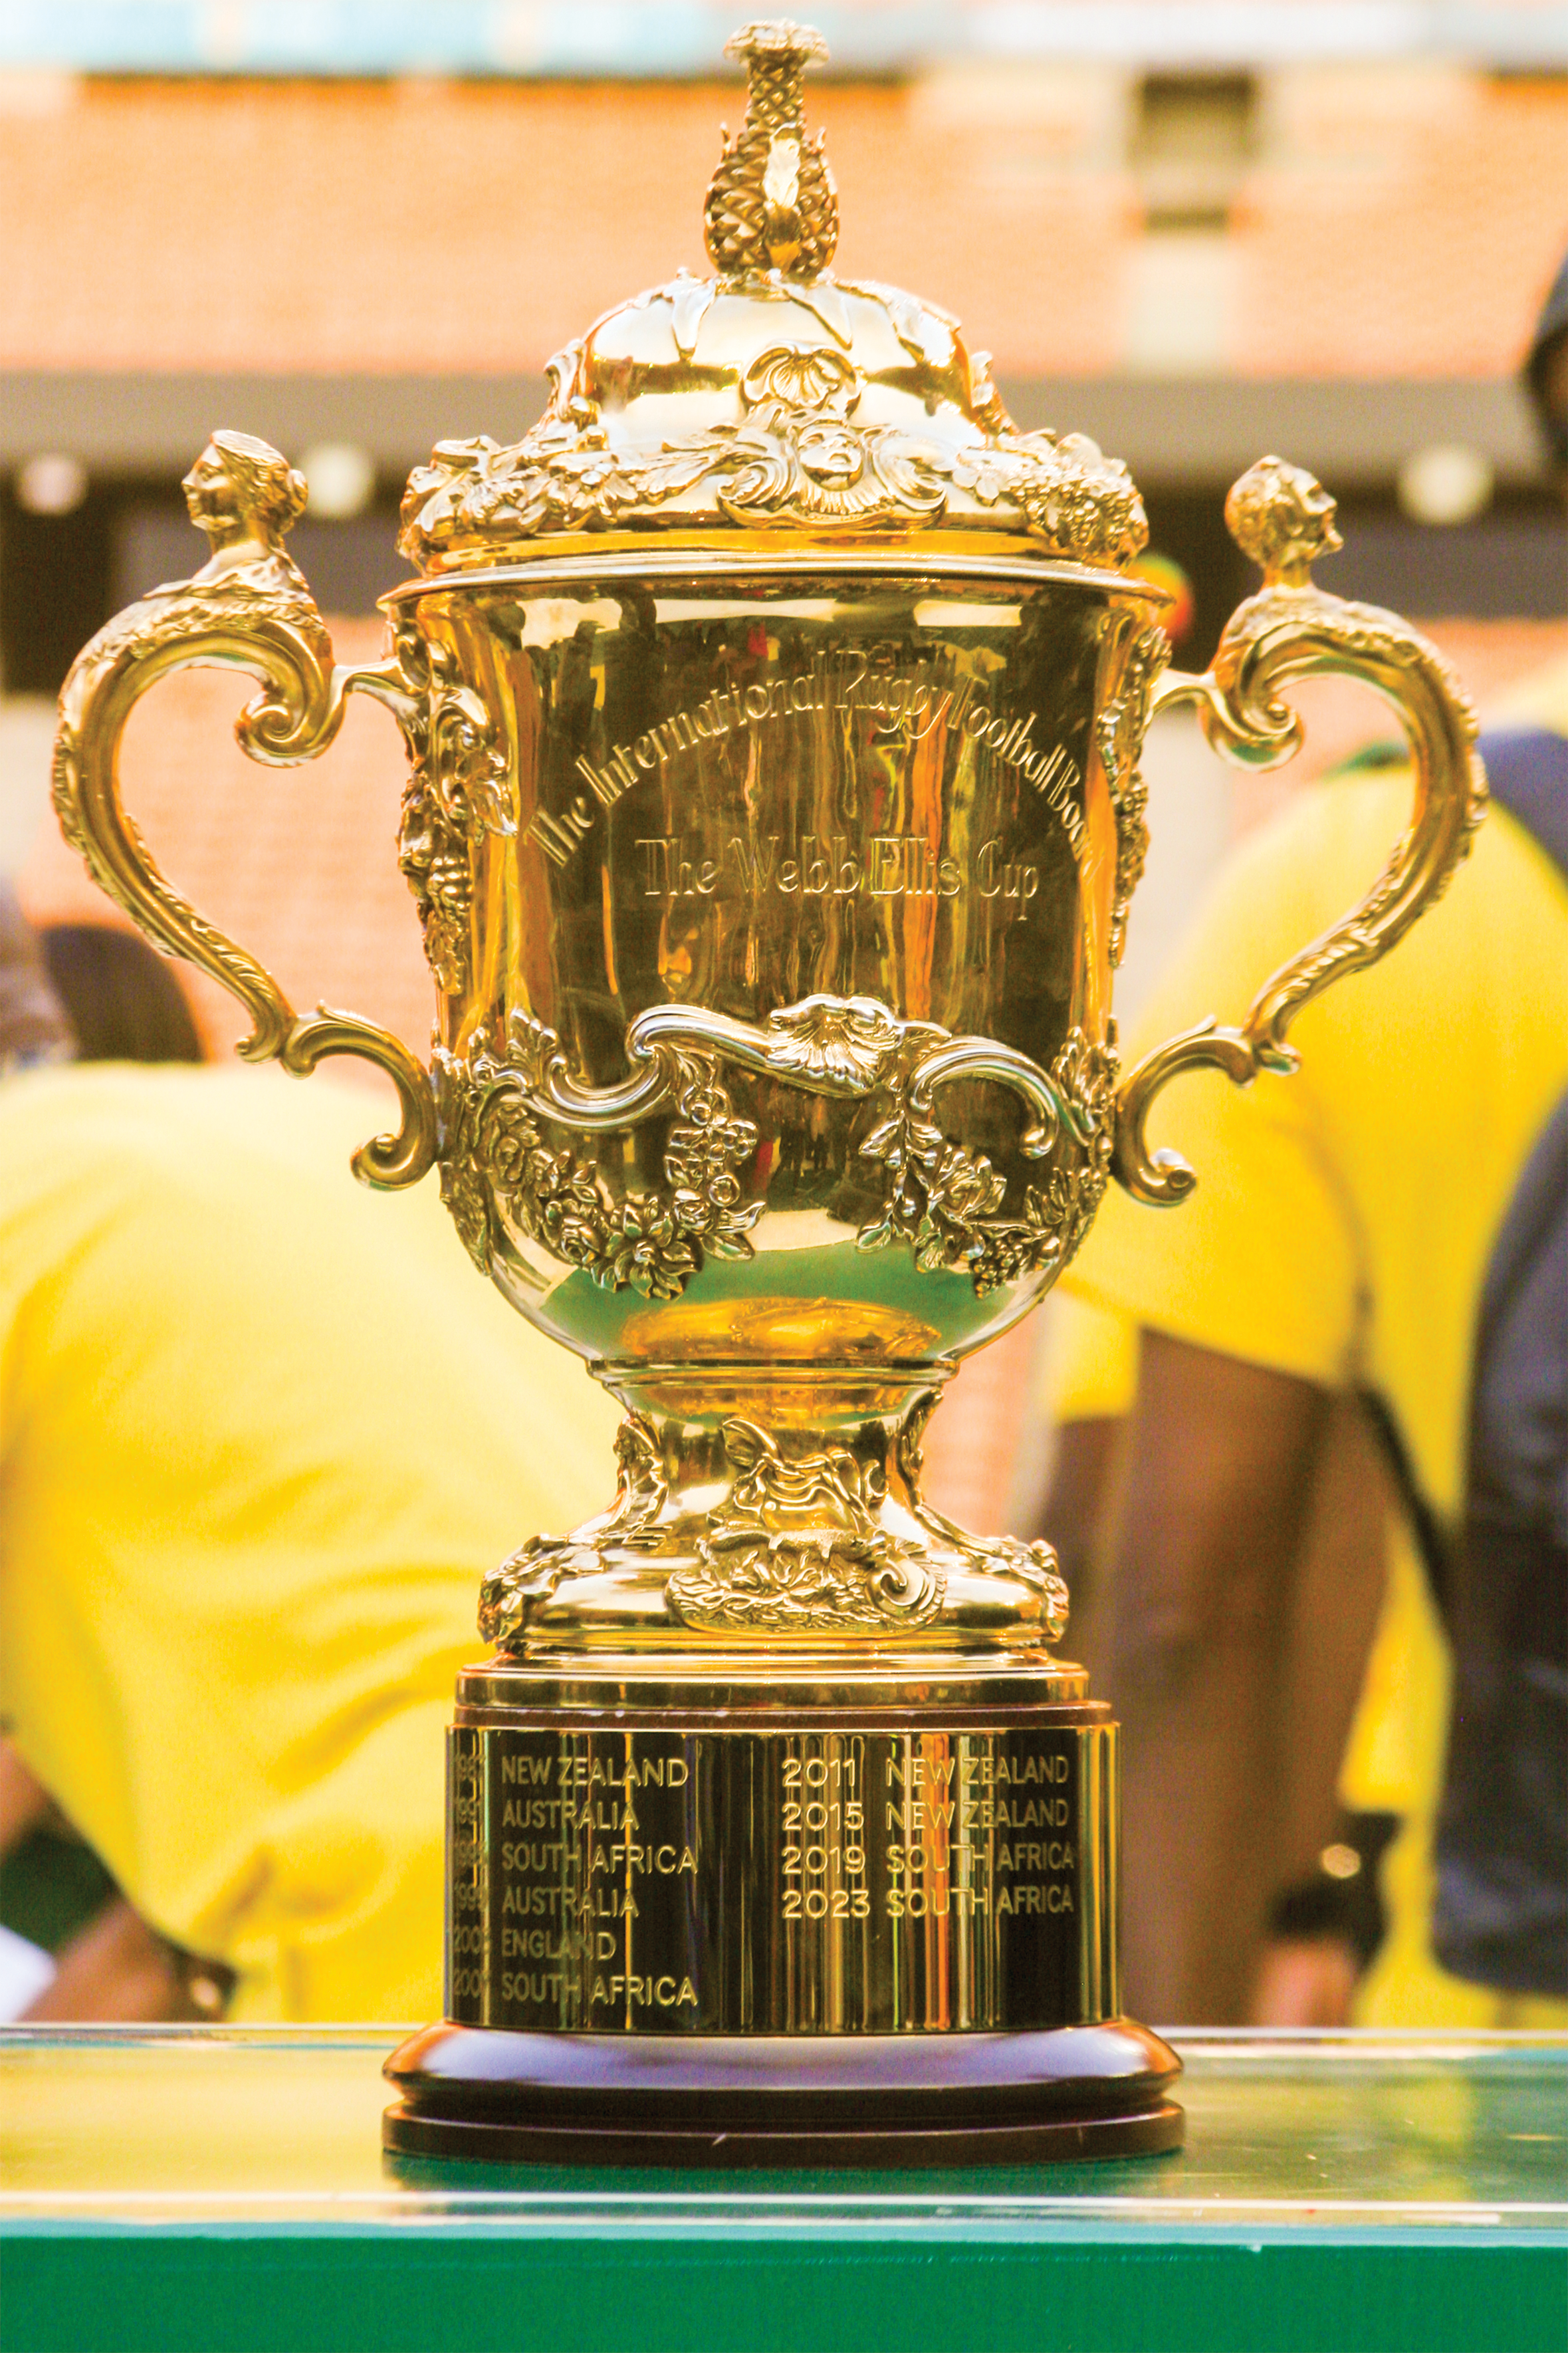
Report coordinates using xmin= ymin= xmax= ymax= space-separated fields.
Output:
xmin=53 ymin=21 xmax=1483 ymax=2164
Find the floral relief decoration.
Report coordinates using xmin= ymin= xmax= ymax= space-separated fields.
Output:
xmin=1095 ymin=620 xmax=1171 ymax=969
xmin=436 ymin=994 xmax=1118 ymax=1306
xmin=399 ymin=299 xmax=1147 ymax=568
xmin=479 ymin=1414 xmax=669 ymax=1648
xmin=390 ymin=618 xmax=512 ymax=996
xmin=855 ymin=1019 xmax=1120 ymax=1297
xmin=434 ymin=1011 xmax=762 ymax=1297
xmin=665 ymin=1417 xmax=944 ymax=1635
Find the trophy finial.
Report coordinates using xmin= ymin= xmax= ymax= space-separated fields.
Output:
xmin=705 ymin=20 xmax=838 ymax=279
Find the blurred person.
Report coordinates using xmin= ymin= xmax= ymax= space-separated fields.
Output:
xmin=40 ymin=922 xmax=204 ymax=1066
xmin=0 ymin=920 xmax=620 ymax=2019
xmin=1036 ymin=257 xmax=1568 ymax=2027
xmin=0 ymin=886 xmax=72 ymax=1072
xmin=1040 ymin=1306 xmax=1404 ymax=2024
xmin=0 ymin=1741 xmax=217 ymax=2022
xmin=1 ymin=920 xmax=207 ymax=2016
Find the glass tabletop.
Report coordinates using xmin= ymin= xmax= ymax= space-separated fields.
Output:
xmin=2 ymin=2026 xmax=1564 ymax=2235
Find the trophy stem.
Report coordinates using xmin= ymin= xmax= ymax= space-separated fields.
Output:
xmin=481 ymin=1362 xmax=1070 ymax=1658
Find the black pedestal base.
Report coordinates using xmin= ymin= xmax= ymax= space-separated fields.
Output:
xmin=383 ymin=2019 xmax=1183 ymax=2168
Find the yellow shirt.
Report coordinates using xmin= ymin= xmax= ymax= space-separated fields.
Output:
xmin=0 ymin=1064 xmax=620 ymax=2020
xmin=1052 ymin=674 xmax=1568 ymax=2024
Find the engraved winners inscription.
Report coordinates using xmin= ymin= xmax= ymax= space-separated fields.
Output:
xmin=446 ymin=1721 xmax=1117 ymax=2035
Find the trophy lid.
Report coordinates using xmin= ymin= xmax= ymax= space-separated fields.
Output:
xmin=400 ymin=21 xmax=1148 ymax=578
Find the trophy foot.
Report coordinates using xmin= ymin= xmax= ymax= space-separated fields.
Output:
xmin=481 ymin=1366 xmax=1067 ymax=1654
xmin=427 ymin=1370 xmax=1177 ymax=2170
xmin=383 ymin=2021 xmax=1183 ymax=2169
xmin=388 ymin=1664 xmax=1181 ymax=2166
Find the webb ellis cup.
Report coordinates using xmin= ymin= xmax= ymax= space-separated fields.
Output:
xmin=55 ymin=25 xmax=1482 ymax=2161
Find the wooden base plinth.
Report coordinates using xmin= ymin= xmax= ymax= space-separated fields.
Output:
xmin=382 ymin=2019 xmax=1183 ymax=2168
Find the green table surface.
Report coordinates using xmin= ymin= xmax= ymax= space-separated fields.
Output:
xmin=1 ymin=2027 xmax=1563 ymax=2352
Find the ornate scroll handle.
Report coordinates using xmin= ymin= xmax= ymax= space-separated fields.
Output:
xmin=518 ymin=992 xmax=1092 ymax=1152
xmin=1113 ymin=456 xmax=1486 ymax=1209
xmin=51 ymin=433 xmax=435 ymax=1189
xmin=903 ymin=1035 xmax=1096 ymax=1156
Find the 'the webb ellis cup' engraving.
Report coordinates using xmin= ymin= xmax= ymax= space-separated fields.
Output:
xmin=526 ymin=648 xmax=1086 ymax=872
xmin=635 ymin=832 xmax=1045 ymax=910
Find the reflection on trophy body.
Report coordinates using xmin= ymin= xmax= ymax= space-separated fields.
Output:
xmin=52 ymin=22 xmax=1483 ymax=2161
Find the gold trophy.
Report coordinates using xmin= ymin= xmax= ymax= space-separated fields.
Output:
xmin=54 ymin=23 xmax=1483 ymax=2164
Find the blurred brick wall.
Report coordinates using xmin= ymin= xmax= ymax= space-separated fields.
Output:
xmin=1 ymin=69 xmax=1563 ymax=382
xmin=1238 ymin=66 xmax=1568 ymax=378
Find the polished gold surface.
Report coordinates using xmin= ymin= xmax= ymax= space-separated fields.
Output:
xmin=414 ymin=551 xmax=1157 ymax=1650
xmin=443 ymin=1713 xmax=1117 ymax=2034
xmin=49 ymin=15 xmax=1484 ymax=2064
xmin=51 ymin=457 xmax=1480 ymax=1659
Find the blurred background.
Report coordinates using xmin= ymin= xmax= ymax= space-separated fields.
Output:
xmin=1 ymin=0 xmax=1565 ymax=1519
xmin=0 ymin=0 xmax=1565 ymax=2035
